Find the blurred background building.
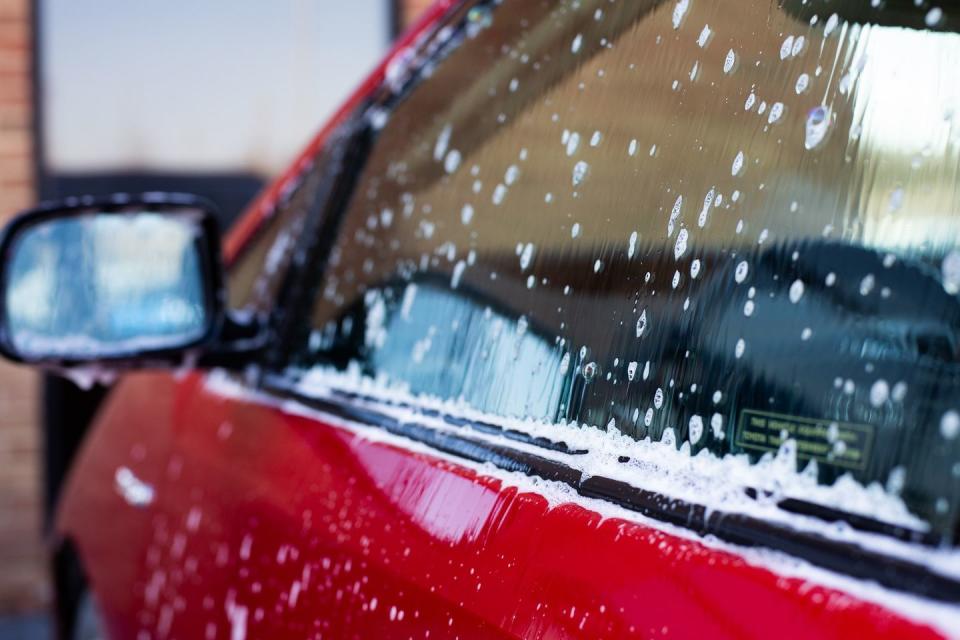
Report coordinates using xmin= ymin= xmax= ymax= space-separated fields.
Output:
xmin=0 ymin=0 xmax=430 ymax=622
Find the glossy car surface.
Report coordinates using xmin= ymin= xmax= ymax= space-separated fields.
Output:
xmin=49 ymin=0 xmax=960 ymax=638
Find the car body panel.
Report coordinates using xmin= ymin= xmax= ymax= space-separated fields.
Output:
xmin=57 ymin=371 xmax=943 ymax=638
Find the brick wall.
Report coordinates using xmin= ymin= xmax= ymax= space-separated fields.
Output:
xmin=0 ymin=0 xmax=45 ymax=615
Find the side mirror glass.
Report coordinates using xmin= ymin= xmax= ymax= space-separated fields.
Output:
xmin=0 ymin=195 xmax=223 ymax=364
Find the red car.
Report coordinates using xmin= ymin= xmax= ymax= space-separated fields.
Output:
xmin=2 ymin=0 xmax=959 ymax=638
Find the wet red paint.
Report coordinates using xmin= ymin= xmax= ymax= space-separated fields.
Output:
xmin=57 ymin=372 xmax=943 ymax=638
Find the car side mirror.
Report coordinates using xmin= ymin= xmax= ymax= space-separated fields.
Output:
xmin=0 ymin=193 xmax=252 ymax=371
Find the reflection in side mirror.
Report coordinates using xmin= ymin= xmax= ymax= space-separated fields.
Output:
xmin=0 ymin=195 xmax=223 ymax=364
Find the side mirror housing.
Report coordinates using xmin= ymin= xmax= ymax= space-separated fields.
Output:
xmin=0 ymin=193 xmax=246 ymax=371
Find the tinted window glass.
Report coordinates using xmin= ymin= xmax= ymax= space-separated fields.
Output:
xmin=228 ymin=156 xmax=323 ymax=312
xmin=292 ymin=0 xmax=960 ymax=540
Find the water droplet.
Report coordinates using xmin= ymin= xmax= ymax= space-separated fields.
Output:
xmin=689 ymin=415 xmax=704 ymax=444
xmin=780 ymin=36 xmax=795 ymax=60
xmin=712 ymin=390 xmax=722 ymax=404
xmin=509 ymin=77 xmax=519 ymax=92
xmin=723 ymin=49 xmax=737 ymax=74
xmin=654 ymin=387 xmax=664 ymax=409
xmin=926 ymin=7 xmax=944 ymax=27
xmin=941 ymin=250 xmax=960 ymax=294
xmin=627 ymin=361 xmax=638 ymax=381
xmin=644 ymin=408 xmax=654 ymax=427
xmin=672 ymin=271 xmax=681 ymax=288
xmin=628 ymin=139 xmax=638 ymax=156
xmin=887 ymin=466 xmax=906 ymax=494
xmin=559 ymin=352 xmax=571 ymax=375
xmin=504 ymin=164 xmax=520 ymax=185
xmin=768 ymin=102 xmax=785 ymax=124
xmin=870 ymin=379 xmax=889 ymax=407
xmin=668 ymin=195 xmax=683 ymax=236
xmin=593 ymin=259 xmax=603 ymax=273
xmin=941 ymin=410 xmax=959 ymax=439
xmin=888 ymin=187 xmax=905 ymax=213
xmin=860 ymin=273 xmax=875 ymax=296
xmin=743 ymin=300 xmax=755 ymax=316
xmin=697 ymin=25 xmax=712 ymax=47
xmin=690 ymin=259 xmax=701 ymax=278
xmin=672 ymin=0 xmax=690 ymax=29
xmin=674 ymin=228 xmax=689 ymax=259
xmin=824 ymin=13 xmax=840 ymax=37
xmin=838 ymin=72 xmax=854 ymax=95
xmin=795 ymin=73 xmax=810 ymax=94
xmin=451 ymin=260 xmax=466 ymax=288
xmin=571 ymin=223 xmax=581 ymax=238
xmin=707 ymin=414 xmax=723 ymax=440
xmin=572 ymin=161 xmax=589 ymax=186
xmin=461 ymin=204 xmax=474 ymax=225
xmin=789 ymin=279 xmax=805 ymax=303
xmin=434 ymin=124 xmax=452 ymax=161
xmin=698 ymin=188 xmax=715 ymax=227
xmin=744 ymin=93 xmax=756 ymax=111
xmin=731 ymin=151 xmax=745 ymax=176
xmin=825 ymin=272 xmax=836 ymax=286
xmin=628 ymin=231 xmax=638 ymax=258
xmin=519 ymin=243 xmax=535 ymax=271
xmin=735 ymin=261 xmax=749 ymax=283
xmin=801 ymin=327 xmax=812 ymax=340
xmin=636 ymin=310 xmax=649 ymax=338
xmin=735 ymin=338 xmax=746 ymax=359
xmin=582 ymin=361 xmax=598 ymax=382
xmin=571 ymin=33 xmax=583 ymax=53
xmin=566 ymin=132 xmax=581 ymax=156
xmin=892 ymin=381 xmax=908 ymax=402
xmin=792 ymin=36 xmax=806 ymax=56
xmin=444 ymin=149 xmax=462 ymax=173
xmin=804 ymin=105 xmax=832 ymax=150
xmin=492 ymin=184 xmax=507 ymax=205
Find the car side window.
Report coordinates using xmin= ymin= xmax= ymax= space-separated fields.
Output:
xmin=288 ymin=0 xmax=960 ymax=541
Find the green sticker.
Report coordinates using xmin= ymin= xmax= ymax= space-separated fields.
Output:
xmin=735 ymin=409 xmax=875 ymax=471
